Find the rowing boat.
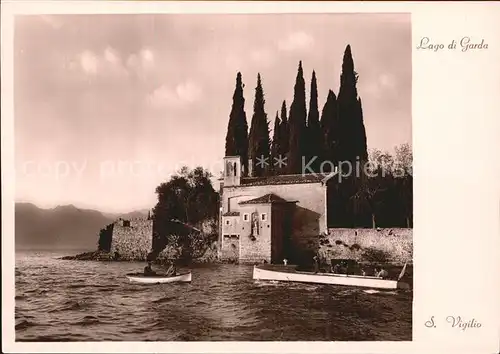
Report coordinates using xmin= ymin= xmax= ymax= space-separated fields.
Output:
xmin=126 ymin=272 xmax=192 ymax=284
xmin=253 ymin=265 xmax=409 ymax=290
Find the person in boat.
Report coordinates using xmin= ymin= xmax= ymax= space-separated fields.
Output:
xmin=144 ymin=261 xmax=156 ymax=276
xmin=164 ymin=261 xmax=177 ymax=277
xmin=374 ymin=267 xmax=389 ymax=279
xmin=342 ymin=260 xmax=350 ymax=275
xmin=331 ymin=260 xmax=348 ymax=274
xmin=313 ymin=255 xmax=319 ymax=274
xmin=331 ymin=263 xmax=341 ymax=274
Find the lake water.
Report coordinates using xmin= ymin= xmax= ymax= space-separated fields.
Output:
xmin=15 ymin=251 xmax=412 ymax=341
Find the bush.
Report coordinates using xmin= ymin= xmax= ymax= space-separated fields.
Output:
xmin=350 ymin=243 xmax=361 ymax=251
xmin=361 ymin=247 xmax=390 ymax=263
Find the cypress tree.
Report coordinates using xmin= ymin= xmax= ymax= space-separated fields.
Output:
xmin=337 ymin=45 xmax=368 ymax=165
xmin=306 ymin=70 xmax=321 ymax=173
xmin=355 ymin=97 xmax=368 ymax=162
xmin=320 ymin=90 xmax=338 ymax=173
xmin=287 ymin=61 xmax=308 ymax=174
xmin=270 ymin=111 xmax=281 ymax=175
xmin=248 ymin=73 xmax=271 ymax=177
xmin=224 ymin=72 xmax=249 ymax=175
xmin=336 ymin=45 xmax=369 ymax=226
xmin=279 ymin=100 xmax=289 ymax=157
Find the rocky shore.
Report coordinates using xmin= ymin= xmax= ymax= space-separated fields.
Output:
xmin=61 ymin=243 xmax=219 ymax=264
xmin=61 ymin=251 xmax=118 ymax=261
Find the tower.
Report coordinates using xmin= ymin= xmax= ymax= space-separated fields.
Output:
xmin=223 ymin=156 xmax=242 ymax=187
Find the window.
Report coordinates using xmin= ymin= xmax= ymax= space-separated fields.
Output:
xmin=233 ymin=162 xmax=237 ymax=176
xmin=225 ymin=219 xmax=231 ymax=226
xmin=243 ymin=213 xmax=249 ymax=222
xmin=123 ymin=220 xmax=131 ymax=227
xmin=261 ymin=213 xmax=267 ymax=222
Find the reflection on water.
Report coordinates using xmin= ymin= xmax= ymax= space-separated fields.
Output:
xmin=15 ymin=251 xmax=412 ymax=341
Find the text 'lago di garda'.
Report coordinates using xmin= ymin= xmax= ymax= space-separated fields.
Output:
xmin=417 ymin=37 xmax=488 ymax=52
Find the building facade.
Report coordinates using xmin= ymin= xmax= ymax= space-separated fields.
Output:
xmin=219 ymin=156 xmax=336 ymax=264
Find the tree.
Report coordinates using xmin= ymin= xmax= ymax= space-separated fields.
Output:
xmin=326 ymin=46 xmax=368 ymax=226
xmin=393 ymin=173 xmax=413 ymax=228
xmin=394 ymin=143 xmax=413 ymax=175
xmin=248 ymin=73 xmax=271 ymax=177
xmin=368 ymin=148 xmax=395 ymax=176
xmin=305 ymin=70 xmax=322 ymax=173
xmin=355 ymin=97 xmax=368 ymax=162
xmin=97 ymin=223 xmax=114 ymax=252
xmin=320 ymin=90 xmax=339 ymax=173
xmin=348 ymin=166 xmax=387 ymax=228
xmin=270 ymin=111 xmax=282 ymax=175
xmin=279 ymin=100 xmax=289 ymax=159
xmin=151 ymin=166 xmax=219 ymax=261
xmin=225 ymin=72 xmax=249 ymax=176
xmin=337 ymin=45 xmax=368 ymax=166
xmin=367 ymin=148 xmax=383 ymax=169
xmin=393 ymin=143 xmax=413 ymax=227
xmin=288 ymin=61 xmax=308 ymax=174
xmin=345 ymin=144 xmax=413 ymax=228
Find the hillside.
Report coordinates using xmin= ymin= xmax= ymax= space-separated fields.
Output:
xmin=15 ymin=203 xmax=147 ymax=251
xmin=102 ymin=209 xmax=150 ymax=220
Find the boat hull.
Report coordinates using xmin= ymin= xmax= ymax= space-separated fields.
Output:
xmin=126 ymin=272 xmax=192 ymax=284
xmin=253 ymin=266 xmax=409 ymax=290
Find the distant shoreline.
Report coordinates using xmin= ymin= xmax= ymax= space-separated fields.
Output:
xmin=16 ymin=248 xmax=96 ymax=254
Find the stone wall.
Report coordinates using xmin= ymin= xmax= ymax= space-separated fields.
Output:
xmin=110 ymin=218 xmax=153 ymax=260
xmin=221 ymin=236 xmax=240 ymax=263
xmin=316 ymin=228 xmax=413 ymax=265
xmin=238 ymin=204 xmax=272 ymax=263
xmin=221 ymin=215 xmax=240 ymax=237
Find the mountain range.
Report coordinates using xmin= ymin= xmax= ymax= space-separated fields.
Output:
xmin=15 ymin=203 xmax=150 ymax=251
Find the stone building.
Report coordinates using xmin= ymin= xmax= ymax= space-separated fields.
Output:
xmin=219 ymin=155 xmax=337 ymax=264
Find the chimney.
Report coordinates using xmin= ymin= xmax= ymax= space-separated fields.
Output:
xmin=248 ymin=158 xmax=253 ymax=177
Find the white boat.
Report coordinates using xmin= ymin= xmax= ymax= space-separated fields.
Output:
xmin=126 ymin=272 xmax=192 ymax=284
xmin=253 ymin=265 xmax=409 ymax=290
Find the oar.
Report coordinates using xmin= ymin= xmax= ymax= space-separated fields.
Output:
xmin=170 ymin=219 xmax=202 ymax=233
xmin=397 ymin=261 xmax=408 ymax=281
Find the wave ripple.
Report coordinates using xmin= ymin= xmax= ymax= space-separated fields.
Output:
xmin=15 ymin=251 xmax=412 ymax=341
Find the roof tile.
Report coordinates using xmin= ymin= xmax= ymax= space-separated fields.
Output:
xmin=238 ymin=173 xmax=333 ymax=187
xmin=239 ymin=193 xmax=296 ymax=205
xmin=222 ymin=211 xmax=240 ymax=216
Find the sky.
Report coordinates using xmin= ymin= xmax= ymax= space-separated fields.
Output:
xmin=14 ymin=13 xmax=411 ymax=213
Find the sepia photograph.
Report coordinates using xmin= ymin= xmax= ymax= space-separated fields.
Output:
xmin=13 ymin=12 xmax=413 ymax=342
